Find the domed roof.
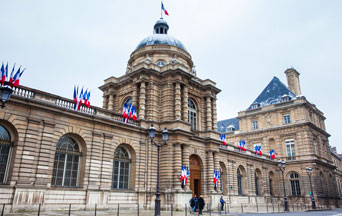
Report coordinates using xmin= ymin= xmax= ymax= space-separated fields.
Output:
xmin=136 ymin=34 xmax=187 ymax=51
xmin=135 ymin=18 xmax=187 ymax=51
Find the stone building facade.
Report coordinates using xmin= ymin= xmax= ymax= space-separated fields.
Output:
xmin=0 ymin=18 xmax=339 ymax=213
xmin=218 ymin=69 xmax=340 ymax=207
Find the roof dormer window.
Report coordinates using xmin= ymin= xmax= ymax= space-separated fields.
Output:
xmin=156 ymin=61 xmax=166 ymax=67
xmin=281 ymin=95 xmax=291 ymax=102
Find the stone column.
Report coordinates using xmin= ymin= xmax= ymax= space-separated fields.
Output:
xmin=175 ymin=82 xmax=181 ymax=120
xmin=212 ymin=98 xmax=218 ymax=131
xmin=108 ymin=94 xmax=114 ymax=111
xmin=182 ymin=85 xmax=188 ymax=122
xmin=102 ymin=95 xmax=108 ymax=109
xmin=132 ymin=84 xmax=138 ymax=106
xmin=206 ymin=97 xmax=212 ymax=130
xmin=139 ymin=82 xmax=146 ymax=119
xmin=182 ymin=144 xmax=190 ymax=191
xmin=174 ymin=143 xmax=182 ymax=190
xmin=207 ymin=150 xmax=215 ymax=193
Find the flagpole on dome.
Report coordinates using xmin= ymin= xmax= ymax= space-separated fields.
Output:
xmin=161 ymin=1 xmax=163 ymax=19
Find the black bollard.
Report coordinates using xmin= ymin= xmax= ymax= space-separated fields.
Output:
xmin=38 ymin=204 xmax=41 ymax=216
xmin=227 ymin=201 xmax=229 ymax=213
xmin=68 ymin=203 xmax=71 ymax=216
xmin=117 ymin=203 xmax=119 ymax=216
xmin=94 ymin=204 xmax=97 ymax=216
xmin=225 ymin=201 xmax=227 ymax=214
xmin=266 ymin=202 xmax=268 ymax=213
xmin=137 ymin=203 xmax=139 ymax=216
xmin=209 ymin=203 xmax=211 ymax=216
xmin=241 ymin=203 xmax=243 ymax=213
xmin=1 ymin=204 xmax=5 ymax=216
xmin=185 ymin=204 xmax=187 ymax=216
xmin=256 ymin=200 xmax=258 ymax=212
xmin=171 ymin=203 xmax=173 ymax=216
xmin=278 ymin=203 xmax=280 ymax=212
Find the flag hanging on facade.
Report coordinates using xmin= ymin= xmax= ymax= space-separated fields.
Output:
xmin=180 ymin=165 xmax=189 ymax=186
xmin=132 ymin=105 xmax=137 ymax=121
xmin=77 ymin=88 xmax=84 ymax=111
xmin=161 ymin=2 xmax=169 ymax=16
xmin=213 ymin=170 xmax=220 ymax=188
xmin=0 ymin=63 xmax=5 ymax=86
xmin=220 ymin=134 xmax=227 ymax=145
xmin=86 ymin=91 xmax=91 ymax=108
xmin=13 ymin=68 xmax=25 ymax=87
xmin=269 ymin=149 xmax=275 ymax=159
xmin=9 ymin=64 xmax=16 ymax=85
xmin=238 ymin=140 xmax=246 ymax=151
xmin=254 ymin=145 xmax=262 ymax=156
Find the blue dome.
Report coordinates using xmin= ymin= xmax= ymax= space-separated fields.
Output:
xmin=135 ymin=18 xmax=187 ymax=51
xmin=136 ymin=34 xmax=187 ymax=51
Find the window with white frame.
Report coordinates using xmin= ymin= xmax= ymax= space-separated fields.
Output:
xmin=289 ymin=172 xmax=301 ymax=196
xmin=112 ymin=146 xmax=130 ymax=189
xmin=188 ymin=99 xmax=197 ymax=130
xmin=283 ymin=114 xmax=291 ymax=124
xmin=252 ymin=120 xmax=258 ymax=130
xmin=285 ymin=139 xmax=296 ymax=160
xmin=52 ymin=136 xmax=81 ymax=187
xmin=0 ymin=125 xmax=13 ymax=185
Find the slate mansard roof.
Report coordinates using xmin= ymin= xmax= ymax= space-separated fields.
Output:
xmin=217 ymin=118 xmax=239 ymax=133
xmin=247 ymin=76 xmax=296 ymax=110
xmin=217 ymin=76 xmax=297 ymax=133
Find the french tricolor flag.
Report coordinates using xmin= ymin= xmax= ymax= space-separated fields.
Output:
xmin=161 ymin=2 xmax=169 ymax=16
xmin=220 ymin=134 xmax=227 ymax=146
xmin=132 ymin=105 xmax=137 ymax=122
xmin=269 ymin=149 xmax=275 ymax=159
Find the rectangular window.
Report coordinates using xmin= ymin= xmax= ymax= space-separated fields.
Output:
xmin=285 ymin=139 xmax=296 ymax=160
xmin=252 ymin=120 xmax=258 ymax=130
xmin=283 ymin=114 xmax=291 ymax=124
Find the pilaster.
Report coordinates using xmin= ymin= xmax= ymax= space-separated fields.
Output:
xmin=206 ymin=97 xmax=212 ymax=130
xmin=139 ymin=82 xmax=146 ymax=119
xmin=175 ymin=82 xmax=181 ymax=120
xmin=108 ymin=94 xmax=114 ymax=111
xmin=182 ymin=85 xmax=188 ymax=122
xmin=173 ymin=143 xmax=182 ymax=190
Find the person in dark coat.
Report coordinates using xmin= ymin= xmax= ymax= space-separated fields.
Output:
xmin=197 ymin=196 xmax=205 ymax=215
xmin=220 ymin=196 xmax=225 ymax=211
xmin=189 ymin=195 xmax=197 ymax=213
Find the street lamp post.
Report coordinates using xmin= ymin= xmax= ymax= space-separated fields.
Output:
xmin=149 ymin=125 xmax=168 ymax=216
xmin=0 ymin=81 xmax=14 ymax=108
xmin=278 ymin=160 xmax=289 ymax=211
xmin=306 ymin=167 xmax=316 ymax=209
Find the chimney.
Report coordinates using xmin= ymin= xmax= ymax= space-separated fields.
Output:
xmin=284 ymin=68 xmax=302 ymax=96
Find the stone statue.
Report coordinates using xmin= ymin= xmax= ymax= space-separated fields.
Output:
xmin=145 ymin=54 xmax=151 ymax=64
xmin=171 ymin=55 xmax=177 ymax=64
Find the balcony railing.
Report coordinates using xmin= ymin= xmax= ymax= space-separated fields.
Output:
xmin=11 ymin=85 xmax=140 ymax=127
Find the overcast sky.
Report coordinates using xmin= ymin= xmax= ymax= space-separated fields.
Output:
xmin=1 ymin=0 xmax=341 ymax=151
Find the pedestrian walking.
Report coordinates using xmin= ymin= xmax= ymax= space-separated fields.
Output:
xmin=220 ymin=196 xmax=225 ymax=211
xmin=198 ymin=196 xmax=205 ymax=215
xmin=189 ymin=195 xmax=198 ymax=213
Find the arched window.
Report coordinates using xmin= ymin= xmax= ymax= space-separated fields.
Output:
xmin=188 ymin=99 xmax=197 ymax=130
xmin=237 ymin=168 xmax=243 ymax=195
xmin=289 ymin=172 xmax=301 ymax=196
xmin=124 ymin=97 xmax=132 ymax=107
xmin=0 ymin=125 xmax=12 ymax=184
xmin=112 ymin=146 xmax=130 ymax=189
xmin=52 ymin=136 xmax=81 ymax=187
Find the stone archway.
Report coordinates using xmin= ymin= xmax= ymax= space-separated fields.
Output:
xmin=190 ymin=154 xmax=202 ymax=197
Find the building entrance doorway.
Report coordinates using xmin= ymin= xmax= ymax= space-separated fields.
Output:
xmin=190 ymin=155 xmax=201 ymax=197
